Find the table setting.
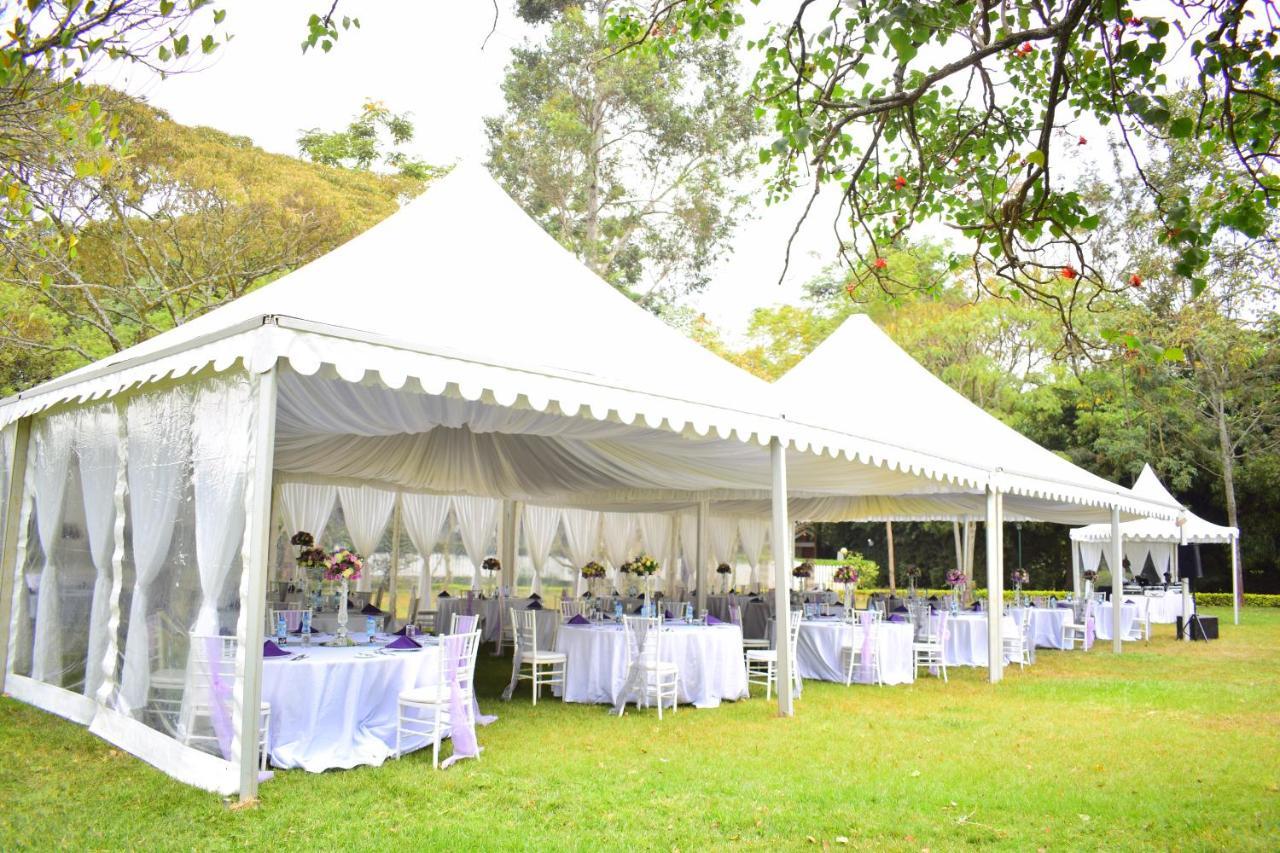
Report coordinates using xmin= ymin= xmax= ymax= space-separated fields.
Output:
xmin=794 ymin=615 xmax=915 ymax=684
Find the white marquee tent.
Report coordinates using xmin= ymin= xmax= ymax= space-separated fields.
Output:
xmin=0 ymin=164 xmax=1180 ymax=800
xmin=1071 ymin=464 xmax=1240 ymax=623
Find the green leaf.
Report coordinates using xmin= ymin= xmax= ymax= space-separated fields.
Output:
xmin=1024 ymin=150 xmax=1046 ymax=167
xmin=1162 ymin=347 xmax=1186 ymax=362
xmin=1169 ymin=116 xmax=1193 ymax=138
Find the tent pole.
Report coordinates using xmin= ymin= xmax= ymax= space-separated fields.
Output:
xmin=770 ymin=438 xmax=794 ymax=716
xmin=952 ymin=521 xmax=962 ymax=576
xmin=500 ymin=500 xmax=519 ymax=596
xmin=964 ymin=520 xmax=976 ymax=578
xmin=238 ymin=365 xmax=279 ymax=802
xmin=695 ymin=500 xmax=709 ymax=614
xmin=984 ymin=488 xmax=1003 ymax=684
xmin=387 ymin=496 xmax=401 ymax=631
xmin=1071 ymin=541 xmax=1081 ymax=599
xmin=0 ymin=418 xmax=30 ymax=694
xmin=1110 ymin=506 xmax=1123 ymax=654
xmin=885 ymin=521 xmax=896 ymax=595
xmin=1230 ymin=536 xmax=1240 ymax=625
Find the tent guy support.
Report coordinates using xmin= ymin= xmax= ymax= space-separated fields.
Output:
xmin=770 ymin=438 xmax=794 ymax=716
xmin=985 ymin=488 xmax=1004 ymax=684
xmin=1110 ymin=506 xmax=1123 ymax=654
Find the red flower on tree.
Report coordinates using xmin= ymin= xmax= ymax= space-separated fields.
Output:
xmin=1061 ymin=264 xmax=1078 ymax=280
xmin=1127 ymin=17 xmax=1143 ymax=27
xmin=893 ymin=174 xmax=907 ymax=190
xmin=1078 ymin=135 xmax=1088 ymax=145
xmin=1129 ymin=273 xmax=1143 ymax=288
xmin=1016 ymin=41 xmax=1033 ymax=57
xmin=873 ymin=257 xmax=887 ymax=270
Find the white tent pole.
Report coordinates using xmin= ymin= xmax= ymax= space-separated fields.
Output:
xmin=1071 ymin=541 xmax=1081 ymax=599
xmin=695 ymin=500 xmax=709 ymax=614
xmin=0 ymin=417 xmax=30 ymax=694
xmin=1110 ymin=506 xmax=1123 ymax=654
xmin=984 ymin=488 xmax=1003 ymax=684
xmin=1230 ymin=536 xmax=1240 ymax=625
xmin=387 ymin=496 xmax=401 ymax=631
xmin=885 ymin=521 xmax=896 ymax=595
xmin=964 ymin=520 xmax=976 ymax=577
xmin=770 ymin=438 xmax=794 ymax=716
xmin=238 ymin=365 xmax=278 ymax=802
xmin=953 ymin=521 xmax=962 ymax=577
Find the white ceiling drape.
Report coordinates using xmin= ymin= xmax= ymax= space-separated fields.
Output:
xmin=560 ymin=509 xmax=600 ymax=596
xmin=600 ymin=512 xmax=637 ymax=579
xmin=400 ymin=493 xmax=451 ymax=602
xmin=452 ymin=495 xmax=500 ymax=590
xmin=337 ymin=485 xmax=396 ymax=591
xmin=737 ymin=517 xmax=770 ymax=589
xmin=279 ymin=482 xmax=336 ymax=541
xmin=638 ymin=513 xmax=674 ymax=592
xmin=708 ymin=517 xmax=738 ymax=568
xmin=521 ymin=505 xmax=561 ymax=596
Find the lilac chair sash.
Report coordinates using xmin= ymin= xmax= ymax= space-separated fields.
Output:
xmin=439 ymin=633 xmax=479 ymax=768
xmin=859 ymin=611 xmax=875 ymax=684
xmin=465 ymin=590 xmax=475 ymax=616
xmin=205 ymin=636 xmax=235 ymax=760
xmin=1083 ymin=600 xmax=1096 ymax=651
xmin=454 ymin=613 xmax=479 ymax=634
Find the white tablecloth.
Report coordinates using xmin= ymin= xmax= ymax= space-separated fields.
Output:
xmin=436 ymin=597 xmax=547 ymax=642
xmin=796 ymin=618 xmax=915 ymax=685
xmin=1009 ymin=606 xmax=1071 ymax=650
xmin=1139 ymin=592 xmax=1185 ymax=624
xmin=943 ymin=613 xmax=1019 ymax=667
xmin=262 ymin=640 xmax=442 ymax=772
xmin=1094 ymin=602 xmax=1141 ymax=641
xmin=554 ymin=622 xmax=748 ymax=708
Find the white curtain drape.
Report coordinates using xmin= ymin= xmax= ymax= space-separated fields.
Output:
xmin=73 ymin=404 xmax=120 ymax=699
xmin=337 ymin=485 xmax=397 ymax=591
xmin=190 ymin=377 xmax=254 ymax=635
xmin=30 ymin=412 xmax=75 ymax=683
xmin=560 ymin=509 xmax=600 ymax=596
xmin=279 ymin=482 xmax=336 ymax=542
xmin=638 ymin=513 xmax=673 ymax=592
xmin=708 ymin=517 xmax=738 ymax=566
xmin=452 ymin=495 xmax=499 ymax=590
xmin=738 ymin=517 xmax=769 ymax=590
xmin=119 ymin=388 xmax=194 ymax=715
xmin=400 ymin=493 xmax=451 ymax=602
xmin=600 ymin=513 xmax=636 ymax=586
xmin=679 ymin=513 xmax=698 ymax=591
xmin=1078 ymin=541 xmax=1104 ymax=573
xmin=521 ymin=505 xmax=560 ymax=596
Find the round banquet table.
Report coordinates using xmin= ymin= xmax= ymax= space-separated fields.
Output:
xmin=554 ymin=621 xmax=749 ymax=708
xmin=436 ymin=597 xmax=552 ymax=644
xmin=1009 ymin=606 xmax=1071 ymax=650
xmin=943 ymin=612 xmax=1019 ymax=667
xmin=1094 ymin=602 xmax=1141 ymax=641
xmin=262 ymin=639 xmax=443 ymax=772
xmin=795 ymin=617 xmax=915 ymax=684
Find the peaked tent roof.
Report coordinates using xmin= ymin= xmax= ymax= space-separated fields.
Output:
xmin=772 ymin=314 xmax=1183 ymax=519
xmin=1070 ymin=465 xmax=1237 ymax=543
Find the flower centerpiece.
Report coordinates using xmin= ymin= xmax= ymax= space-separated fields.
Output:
xmin=581 ymin=560 xmax=605 ymax=600
xmin=716 ymin=562 xmax=733 ymax=593
xmin=793 ymin=561 xmax=814 ymax=592
xmin=946 ymin=569 xmax=968 ymax=608
xmin=481 ymin=556 xmax=502 ymax=597
xmin=323 ymin=548 xmax=363 ymax=645
xmin=1082 ymin=568 xmax=1097 ymax=599
xmin=833 ymin=564 xmax=859 ymax=610
xmin=904 ymin=565 xmax=922 ymax=597
xmin=291 ymin=530 xmax=326 ymax=604
xmin=629 ymin=553 xmax=661 ymax=605
xmin=1011 ymin=568 xmax=1029 ymax=604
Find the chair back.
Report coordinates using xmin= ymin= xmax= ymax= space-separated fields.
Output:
xmin=451 ymin=612 xmax=479 ymax=634
xmin=415 ymin=610 xmax=438 ymax=634
xmin=786 ymin=609 xmax=804 ymax=657
xmin=269 ymin=608 xmax=311 ymax=633
xmin=512 ymin=608 xmax=542 ymax=655
xmin=622 ymin=615 xmax=663 ymax=668
xmin=437 ymin=628 xmax=482 ymax=699
xmin=560 ymin=599 xmax=586 ymax=619
xmin=728 ymin=602 xmax=743 ymax=627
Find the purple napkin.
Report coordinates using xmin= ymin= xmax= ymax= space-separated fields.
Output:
xmin=384 ymin=634 xmax=421 ymax=650
xmin=263 ymin=640 xmax=289 ymax=658
xmin=1124 ymin=599 xmax=1136 ymax=604
xmin=892 ymin=606 xmax=909 ymax=613
xmin=1056 ymin=602 xmax=1073 ymax=608
xmin=664 ymin=610 xmax=674 ymax=620
xmin=438 ymin=591 xmax=451 ymax=598
xmin=527 ymin=600 xmax=543 ymax=610
xmin=393 ymin=625 xmax=415 ymax=636
xmin=361 ymin=603 xmax=383 ymax=616
xmin=889 ymin=614 xmax=907 ymax=623
xmin=970 ymin=602 xmax=982 ymax=611
xmin=567 ymin=614 xmax=589 ymax=625
xmin=706 ymin=614 xmax=724 ymax=625
xmin=529 ymin=592 xmax=542 ymax=600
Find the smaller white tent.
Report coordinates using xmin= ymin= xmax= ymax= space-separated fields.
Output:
xmin=1070 ymin=464 xmax=1240 ymax=623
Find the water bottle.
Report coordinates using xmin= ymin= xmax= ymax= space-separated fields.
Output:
xmin=301 ymin=610 xmax=312 ymax=646
xmin=614 ymin=600 xmax=623 ymax=622
xmin=685 ymin=602 xmax=694 ymax=623
xmin=276 ymin=614 xmax=287 ymax=646
xmin=366 ymin=615 xmax=377 ymax=642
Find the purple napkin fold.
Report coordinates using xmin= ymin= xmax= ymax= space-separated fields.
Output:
xmin=892 ymin=605 xmax=909 ymax=613
xmin=393 ymin=625 xmax=413 ymax=636
xmin=664 ymin=610 xmax=674 ymax=620
xmin=1056 ymin=602 xmax=1073 ymax=608
xmin=1124 ymin=599 xmax=1136 ymax=604
xmin=529 ymin=592 xmax=542 ymax=600
xmin=970 ymin=602 xmax=982 ymax=611
xmin=384 ymin=634 xmax=421 ymax=650
xmin=263 ymin=640 xmax=289 ymax=657
xmin=438 ymin=591 xmax=451 ymax=598
xmin=706 ymin=614 xmax=724 ymax=625
xmin=889 ymin=614 xmax=907 ymax=623
xmin=567 ymin=614 xmax=589 ymax=625
xmin=361 ymin=603 xmax=383 ymax=615
xmin=527 ymin=600 xmax=543 ymax=610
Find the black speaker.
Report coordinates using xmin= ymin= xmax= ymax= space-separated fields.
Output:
xmin=1178 ymin=543 xmax=1203 ymax=579
xmin=1177 ymin=614 xmax=1218 ymax=640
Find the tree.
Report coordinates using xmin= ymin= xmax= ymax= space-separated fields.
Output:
xmin=0 ymin=91 xmax=424 ymax=394
xmin=298 ymin=100 xmax=443 ymax=180
xmin=608 ymin=1 xmax=1279 ymax=346
xmin=484 ymin=2 xmax=758 ymax=304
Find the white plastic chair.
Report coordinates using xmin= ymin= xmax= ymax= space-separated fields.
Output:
xmin=508 ymin=607 xmax=566 ymax=705
xmin=1125 ymin=599 xmax=1152 ymax=642
xmin=395 ymin=629 xmax=482 ymax=767
xmin=559 ymin=599 xmax=586 ymax=619
xmin=268 ymin=608 xmax=312 ymax=634
xmin=148 ymin=613 xmax=187 ymax=726
xmin=1062 ymin=599 xmax=1096 ymax=651
xmin=617 ymin=615 xmax=679 ymax=719
xmin=747 ymin=610 xmax=803 ymax=700
xmin=912 ymin=610 xmax=949 ymax=683
xmin=415 ymin=610 xmax=438 ymax=635
xmin=450 ymin=612 xmax=480 ymax=635
xmin=183 ymin=634 xmax=270 ymax=771
xmin=493 ymin=597 xmax=517 ymax=655
xmin=1004 ymin=607 xmax=1033 ymax=669
xmin=840 ymin=614 xmax=883 ymax=686
xmin=730 ymin=602 xmax=769 ymax=661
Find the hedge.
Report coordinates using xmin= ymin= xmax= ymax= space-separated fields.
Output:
xmin=814 ymin=588 xmax=1280 ymax=607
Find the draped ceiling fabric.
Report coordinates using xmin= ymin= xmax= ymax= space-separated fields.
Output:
xmin=521 ymin=505 xmax=561 ymax=595
xmin=707 ymin=518 xmax=738 ymax=569
xmin=278 ymin=483 xmax=336 ymax=542
xmin=452 ymin=495 xmax=499 ymax=590
xmin=336 ymin=486 xmax=396 ymax=591
xmin=638 ymin=513 xmax=674 ymax=592
xmin=560 ymin=509 xmax=600 ymax=596
xmin=600 ymin=513 xmax=637 ymax=583
xmin=737 ymin=518 xmax=770 ymax=590
xmin=0 ymin=165 xmax=1180 ymax=527
xmin=400 ymin=493 xmax=451 ymax=600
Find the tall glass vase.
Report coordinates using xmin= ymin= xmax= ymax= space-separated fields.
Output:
xmin=336 ymin=578 xmax=350 ymax=644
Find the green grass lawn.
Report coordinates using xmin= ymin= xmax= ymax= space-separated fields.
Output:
xmin=1 ymin=607 xmax=1278 ymax=851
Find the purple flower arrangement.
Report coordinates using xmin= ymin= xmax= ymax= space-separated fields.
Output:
xmin=716 ymin=562 xmax=733 ymax=575
xmin=792 ymin=562 xmax=814 ymax=578
xmin=324 ymin=548 xmax=363 ymax=581
xmin=581 ymin=561 xmax=605 ymax=579
xmin=946 ymin=569 xmax=968 ymax=587
xmin=833 ymin=565 xmax=859 ymax=585
xmin=630 ymin=554 xmax=660 ymax=576
xmin=1011 ymin=569 xmax=1030 ymax=586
